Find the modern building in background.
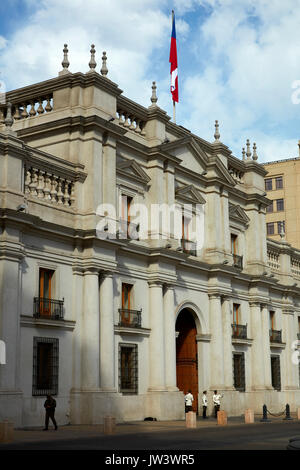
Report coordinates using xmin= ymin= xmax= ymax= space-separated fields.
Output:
xmin=263 ymin=151 xmax=300 ymax=250
xmin=1 ymin=46 xmax=300 ymax=427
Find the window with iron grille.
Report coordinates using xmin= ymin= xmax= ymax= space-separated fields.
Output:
xmin=119 ymin=343 xmax=138 ymax=394
xmin=32 ymin=337 xmax=59 ymax=396
xmin=266 ymin=201 xmax=273 ymax=213
xmin=233 ymin=352 xmax=245 ymax=391
xmin=271 ymin=355 xmax=281 ymax=391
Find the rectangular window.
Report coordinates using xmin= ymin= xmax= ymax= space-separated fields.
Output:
xmin=233 ymin=304 xmax=240 ymax=325
xmin=276 ymin=199 xmax=284 ymax=211
xmin=121 ymin=283 xmax=133 ymax=325
xmin=271 ymin=355 xmax=281 ymax=391
xmin=119 ymin=344 xmax=138 ymax=394
xmin=269 ymin=311 xmax=275 ymax=330
xmin=265 ymin=178 xmax=273 ymax=191
xmin=266 ymin=201 xmax=273 ymax=213
xmin=267 ymin=223 xmax=275 ymax=235
xmin=233 ymin=353 xmax=245 ymax=391
xmin=32 ymin=337 xmax=59 ymax=396
xmin=39 ymin=268 xmax=54 ymax=317
xmin=275 ymin=176 xmax=283 ymax=189
xmin=231 ymin=234 xmax=238 ymax=255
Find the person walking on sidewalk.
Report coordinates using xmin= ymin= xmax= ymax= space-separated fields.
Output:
xmin=202 ymin=391 xmax=208 ymax=419
xmin=184 ymin=390 xmax=194 ymax=413
xmin=43 ymin=395 xmax=58 ymax=430
xmin=213 ymin=390 xmax=223 ymax=418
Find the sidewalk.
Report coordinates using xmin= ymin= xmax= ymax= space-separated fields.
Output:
xmin=1 ymin=414 xmax=295 ymax=446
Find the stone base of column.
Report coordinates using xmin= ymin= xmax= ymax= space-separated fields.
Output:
xmin=0 ymin=391 xmax=23 ymax=428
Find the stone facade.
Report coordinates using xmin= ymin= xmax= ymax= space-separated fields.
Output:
xmin=0 ymin=48 xmax=300 ymax=427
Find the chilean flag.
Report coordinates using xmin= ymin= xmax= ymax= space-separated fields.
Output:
xmin=169 ymin=11 xmax=179 ymax=103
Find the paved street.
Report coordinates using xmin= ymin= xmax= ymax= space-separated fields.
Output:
xmin=1 ymin=416 xmax=300 ymax=450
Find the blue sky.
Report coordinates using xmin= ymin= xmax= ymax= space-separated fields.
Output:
xmin=1 ymin=0 xmax=300 ymax=162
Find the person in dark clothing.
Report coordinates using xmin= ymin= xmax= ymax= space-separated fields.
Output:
xmin=43 ymin=395 xmax=58 ymax=430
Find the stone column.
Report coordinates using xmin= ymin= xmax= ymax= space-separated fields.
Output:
xmin=99 ymin=272 xmax=115 ymax=391
xmin=249 ymin=302 xmax=265 ymax=390
xmin=148 ymin=281 xmax=166 ymax=391
xmin=209 ymin=294 xmax=225 ymax=389
xmin=82 ymin=268 xmax=100 ymax=389
xmin=221 ymin=297 xmax=234 ymax=389
xmin=163 ymin=285 xmax=177 ymax=391
xmin=261 ymin=304 xmax=272 ymax=389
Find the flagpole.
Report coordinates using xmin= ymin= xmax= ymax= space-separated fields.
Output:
xmin=172 ymin=10 xmax=175 ymax=124
xmin=173 ymin=100 xmax=176 ymax=124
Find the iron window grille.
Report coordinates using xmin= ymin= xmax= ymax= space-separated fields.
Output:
xmin=34 ymin=297 xmax=64 ymax=320
xmin=232 ymin=324 xmax=247 ymax=339
xmin=233 ymin=352 xmax=245 ymax=392
xmin=232 ymin=254 xmax=243 ymax=269
xmin=32 ymin=337 xmax=59 ymax=396
xmin=118 ymin=309 xmax=142 ymax=328
xmin=271 ymin=355 xmax=281 ymax=391
xmin=269 ymin=329 xmax=282 ymax=343
xmin=119 ymin=343 xmax=138 ymax=394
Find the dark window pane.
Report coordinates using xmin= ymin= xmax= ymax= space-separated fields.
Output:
xmin=33 ymin=337 xmax=59 ymax=396
xmin=266 ymin=201 xmax=273 ymax=213
xmin=119 ymin=344 xmax=138 ymax=394
xmin=275 ymin=177 xmax=283 ymax=189
xmin=233 ymin=353 xmax=245 ymax=391
xmin=276 ymin=199 xmax=284 ymax=211
xmin=271 ymin=355 xmax=281 ymax=391
xmin=267 ymin=223 xmax=274 ymax=235
xmin=265 ymin=179 xmax=273 ymax=191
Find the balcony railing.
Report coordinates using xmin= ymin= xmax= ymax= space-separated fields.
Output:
xmin=117 ymin=219 xmax=140 ymax=240
xmin=181 ymin=239 xmax=197 ymax=256
xmin=118 ymin=308 xmax=142 ymax=328
xmin=232 ymin=323 xmax=247 ymax=339
xmin=34 ymin=297 xmax=64 ymax=320
xmin=269 ymin=329 xmax=282 ymax=343
xmin=233 ymin=254 xmax=243 ymax=269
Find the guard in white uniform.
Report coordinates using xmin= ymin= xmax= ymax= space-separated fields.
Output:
xmin=184 ymin=390 xmax=194 ymax=413
xmin=202 ymin=391 xmax=208 ymax=419
xmin=213 ymin=390 xmax=223 ymax=418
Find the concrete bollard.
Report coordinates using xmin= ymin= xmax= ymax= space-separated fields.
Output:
xmin=217 ymin=410 xmax=227 ymax=426
xmin=185 ymin=411 xmax=197 ymax=428
xmin=297 ymin=408 xmax=300 ymax=420
xmin=103 ymin=416 xmax=116 ymax=435
xmin=244 ymin=409 xmax=254 ymax=424
xmin=0 ymin=420 xmax=14 ymax=443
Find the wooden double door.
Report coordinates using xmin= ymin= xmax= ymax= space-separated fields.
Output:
xmin=176 ymin=309 xmax=199 ymax=413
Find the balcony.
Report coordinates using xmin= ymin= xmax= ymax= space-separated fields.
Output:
xmin=233 ymin=254 xmax=243 ymax=269
xmin=269 ymin=329 xmax=282 ymax=343
xmin=34 ymin=298 xmax=64 ymax=320
xmin=232 ymin=323 xmax=247 ymax=339
xmin=117 ymin=219 xmax=140 ymax=240
xmin=181 ymin=239 xmax=197 ymax=256
xmin=118 ymin=308 xmax=142 ymax=328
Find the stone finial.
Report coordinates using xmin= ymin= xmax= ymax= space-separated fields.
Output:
xmin=253 ymin=142 xmax=258 ymax=161
xmin=242 ymin=147 xmax=246 ymax=161
xmin=101 ymin=51 xmax=108 ymax=76
xmin=88 ymin=44 xmax=97 ymax=72
xmin=150 ymin=81 xmax=158 ymax=106
xmin=4 ymin=102 xmax=13 ymax=127
xmin=59 ymin=44 xmax=70 ymax=75
xmin=246 ymin=139 xmax=251 ymax=160
xmin=214 ymin=120 xmax=220 ymax=142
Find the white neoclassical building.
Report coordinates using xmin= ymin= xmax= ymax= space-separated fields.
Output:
xmin=1 ymin=46 xmax=300 ymax=427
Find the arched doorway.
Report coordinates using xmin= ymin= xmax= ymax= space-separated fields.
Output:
xmin=176 ymin=308 xmax=198 ymax=413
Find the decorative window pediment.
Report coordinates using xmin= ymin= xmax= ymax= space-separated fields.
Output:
xmin=175 ymin=184 xmax=206 ymax=204
xmin=117 ymin=159 xmax=151 ymax=186
xmin=229 ymin=203 xmax=250 ymax=226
